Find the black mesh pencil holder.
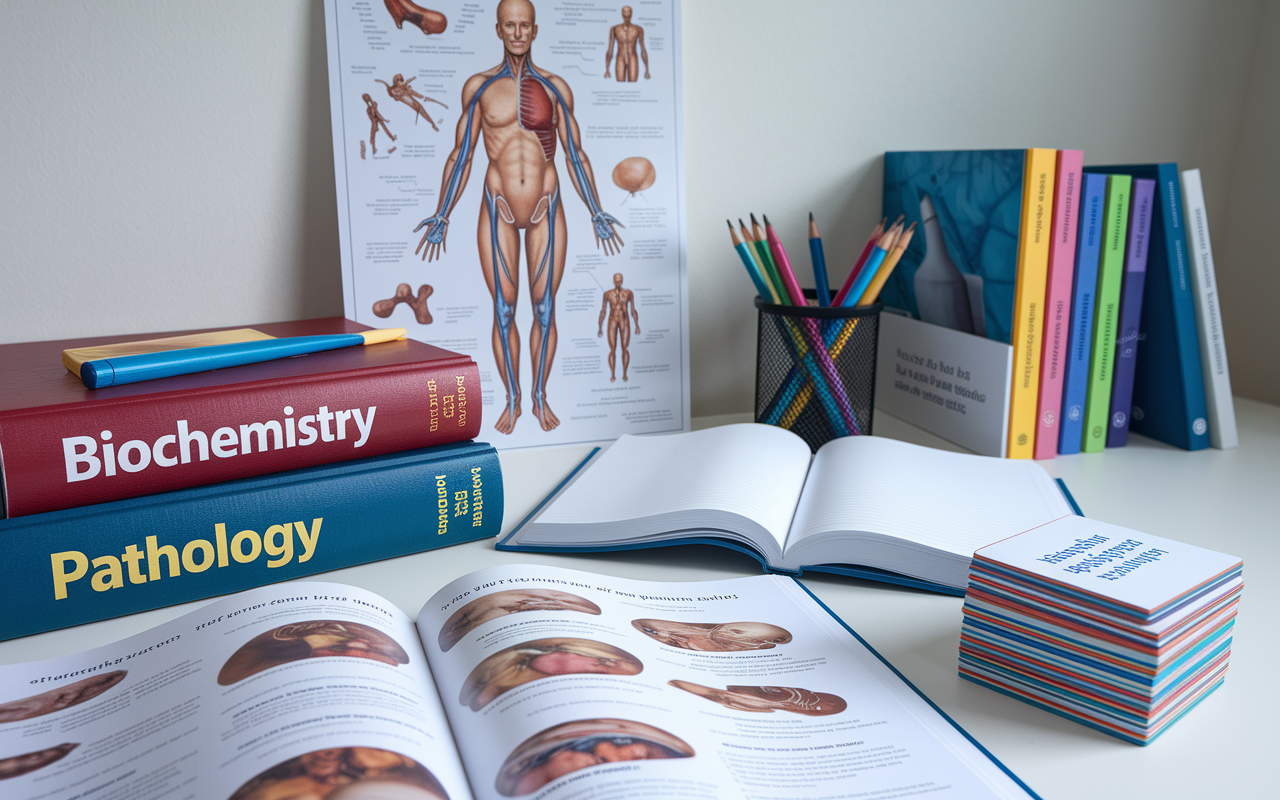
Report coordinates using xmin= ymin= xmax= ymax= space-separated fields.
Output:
xmin=754 ymin=293 xmax=881 ymax=452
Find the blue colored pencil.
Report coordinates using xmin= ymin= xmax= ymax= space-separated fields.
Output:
xmin=80 ymin=329 xmax=408 ymax=388
xmin=808 ymin=213 xmax=831 ymax=306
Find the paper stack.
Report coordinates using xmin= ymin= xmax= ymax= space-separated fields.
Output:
xmin=959 ymin=515 xmax=1243 ymax=744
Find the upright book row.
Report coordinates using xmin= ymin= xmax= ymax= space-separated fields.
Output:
xmin=0 ymin=318 xmax=505 ymax=641
xmin=877 ymin=152 xmax=1236 ymax=458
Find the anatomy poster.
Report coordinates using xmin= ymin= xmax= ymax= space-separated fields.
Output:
xmin=325 ymin=0 xmax=688 ymax=449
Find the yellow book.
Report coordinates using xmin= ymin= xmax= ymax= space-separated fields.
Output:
xmin=1006 ymin=148 xmax=1058 ymax=458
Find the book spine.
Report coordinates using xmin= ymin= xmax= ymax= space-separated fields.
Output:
xmin=1058 ymin=174 xmax=1107 ymax=455
xmin=1180 ymin=169 xmax=1238 ymax=449
xmin=1128 ymin=164 xmax=1209 ymax=450
xmin=0 ymin=358 xmax=481 ymax=518
xmin=1034 ymin=150 xmax=1084 ymax=459
xmin=1106 ymin=179 xmax=1156 ymax=447
xmin=1083 ymin=175 xmax=1131 ymax=453
xmin=1007 ymin=148 xmax=1058 ymax=459
xmin=0 ymin=441 xmax=503 ymax=641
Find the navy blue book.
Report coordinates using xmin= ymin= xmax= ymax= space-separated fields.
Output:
xmin=1085 ymin=164 xmax=1209 ymax=450
xmin=499 ymin=424 xmax=1080 ymax=596
xmin=0 ymin=441 xmax=502 ymax=641
xmin=1059 ymin=173 xmax=1108 ymax=455
xmin=1107 ymin=178 xmax=1156 ymax=447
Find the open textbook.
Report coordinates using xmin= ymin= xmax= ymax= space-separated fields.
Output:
xmin=500 ymin=425 xmax=1077 ymax=594
xmin=0 ymin=565 xmax=1039 ymax=800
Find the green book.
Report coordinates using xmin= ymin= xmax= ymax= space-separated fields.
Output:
xmin=1083 ymin=175 xmax=1131 ymax=452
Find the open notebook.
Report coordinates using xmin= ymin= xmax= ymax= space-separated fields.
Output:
xmin=500 ymin=424 xmax=1078 ymax=595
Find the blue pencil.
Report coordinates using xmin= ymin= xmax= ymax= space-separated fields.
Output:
xmin=80 ymin=328 xmax=408 ymax=388
xmin=838 ymin=225 xmax=896 ymax=308
xmin=808 ymin=213 xmax=831 ymax=306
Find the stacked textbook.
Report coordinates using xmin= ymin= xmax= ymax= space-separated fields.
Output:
xmin=959 ymin=515 xmax=1243 ymax=744
xmin=0 ymin=318 xmax=503 ymax=641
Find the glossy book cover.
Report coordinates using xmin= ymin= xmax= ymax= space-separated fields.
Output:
xmin=880 ymin=150 xmax=1028 ymax=345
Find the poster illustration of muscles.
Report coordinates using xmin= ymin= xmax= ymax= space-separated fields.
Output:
xmin=325 ymin=0 xmax=689 ymax=449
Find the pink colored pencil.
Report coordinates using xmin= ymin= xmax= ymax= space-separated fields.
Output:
xmin=763 ymin=215 xmax=808 ymax=305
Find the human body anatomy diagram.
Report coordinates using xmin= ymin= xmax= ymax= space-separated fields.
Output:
xmin=598 ymin=273 xmax=639 ymax=382
xmin=413 ymin=0 xmax=625 ymax=435
xmin=604 ymin=6 xmax=648 ymax=82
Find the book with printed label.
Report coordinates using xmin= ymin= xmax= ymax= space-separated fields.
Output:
xmin=1180 ymin=168 xmax=1238 ymax=449
xmin=1086 ymin=164 xmax=1209 ymax=450
xmin=0 ymin=318 xmax=482 ymax=518
xmin=1082 ymin=176 xmax=1131 ymax=453
xmin=0 ymin=441 xmax=503 ymax=641
xmin=1106 ymin=178 xmax=1157 ymax=447
xmin=1058 ymin=173 xmax=1108 ymax=455
xmin=1034 ymin=150 xmax=1084 ymax=459
xmin=0 ymin=563 xmax=1042 ymax=799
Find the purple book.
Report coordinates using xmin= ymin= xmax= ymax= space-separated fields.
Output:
xmin=1107 ymin=178 xmax=1156 ymax=447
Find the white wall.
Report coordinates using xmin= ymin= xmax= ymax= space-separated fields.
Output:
xmin=1221 ymin=1 xmax=1280 ymax=406
xmin=1 ymin=1 xmax=1273 ymax=414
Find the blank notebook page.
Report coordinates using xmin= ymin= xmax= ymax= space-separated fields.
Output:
xmin=788 ymin=436 xmax=1072 ymax=555
xmin=537 ymin=423 xmax=813 ymax=549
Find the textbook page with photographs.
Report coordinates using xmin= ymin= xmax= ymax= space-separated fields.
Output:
xmin=0 ymin=565 xmax=1039 ymax=800
xmin=500 ymin=424 xmax=1077 ymax=594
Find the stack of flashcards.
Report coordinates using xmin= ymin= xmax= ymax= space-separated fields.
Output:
xmin=959 ymin=515 xmax=1243 ymax=744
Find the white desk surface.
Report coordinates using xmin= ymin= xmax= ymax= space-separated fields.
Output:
xmin=3 ymin=399 xmax=1276 ymax=800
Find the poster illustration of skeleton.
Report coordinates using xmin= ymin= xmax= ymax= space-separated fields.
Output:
xmin=325 ymin=0 xmax=688 ymax=449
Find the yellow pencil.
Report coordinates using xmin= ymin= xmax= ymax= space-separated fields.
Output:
xmin=858 ymin=221 xmax=917 ymax=305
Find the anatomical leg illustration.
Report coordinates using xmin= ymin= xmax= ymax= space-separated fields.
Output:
xmin=373 ymin=283 xmax=434 ymax=324
xmin=0 ymin=671 xmax=127 ymax=723
xmin=376 ymin=73 xmax=448 ymax=132
xmin=383 ymin=0 xmax=448 ymax=36
xmin=604 ymin=6 xmax=649 ymax=82
xmin=598 ymin=272 xmax=639 ymax=382
xmin=413 ymin=0 xmax=625 ymax=435
xmin=363 ymin=94 xmax=396 ymax=155
xmin=0 ymin=743 xmax=79 ymax=781
xmin=668 ymin=681 xmax=847 ymax=716
xmin=612 ymin=156 xmax=655 ymax=203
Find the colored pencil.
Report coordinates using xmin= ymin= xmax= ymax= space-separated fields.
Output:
xmin=857 ymin=221 xmax=916 ymax=305
xmin=808 ymin=213 xmax=831 ymax=306
xmin=838 ymin=226 xmax=898 ymax=307
xmin=763 ymin=215 xmax=808 ymax=306
xmin=729 ymin=220 xmax=778 ymax=303
xmin=79 ymin=328 xmax=409 ymax=389
xmin=745 ymin=216 xmax=787 ymax=304
xmin=833 ymin=216 xmax=891 ymax=306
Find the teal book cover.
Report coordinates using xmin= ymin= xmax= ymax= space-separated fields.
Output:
xmin=0 ymin=441 xmax=503 ymax=641
xmin=880 ymin=150 xmax=1028 ymax=344
xmin=1085 ymin=164 xmax=1208 ymax=450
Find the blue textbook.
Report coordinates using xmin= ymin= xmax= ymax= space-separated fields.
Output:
xmin=879 ymin=149 xmax=1028 ymax=343
xmin=499 ymin=424 xmax=1080 ymax=596
xmin=1058 ymin=173 xmax=1107 ymax=455
xmin=1086 ymin=164 xmax=1209 ymax=450
xmin=0 ymin=441 xmax=503 ymax=641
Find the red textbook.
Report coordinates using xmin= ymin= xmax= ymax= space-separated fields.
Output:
xmin=0 ymin=318 xmax=480 ymax=517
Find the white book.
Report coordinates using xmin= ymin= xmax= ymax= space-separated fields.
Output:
xmin=501 ymin=424 xmax=1074 ymax=592
xmin=1179 ymin=169 xmax=1238 ymax=449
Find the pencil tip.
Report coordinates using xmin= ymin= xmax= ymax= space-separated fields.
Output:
xmin=809 ymin=212 xmax=814 ymax=221
xmin=750 ymin=212 xmax=760 ymax=225
xmin=906 ymin=221 xmax=917 ymax=231
xmin=739 ymin=218 xmax=747 ymax=228
xmin=762 ymin=214 xmax=772 ymax=226
xmin=727 ymin=219 xmax=733 ymax=229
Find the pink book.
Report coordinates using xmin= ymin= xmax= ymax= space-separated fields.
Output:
xmin=1033 ymin=150 xmax=1084 ymax=459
